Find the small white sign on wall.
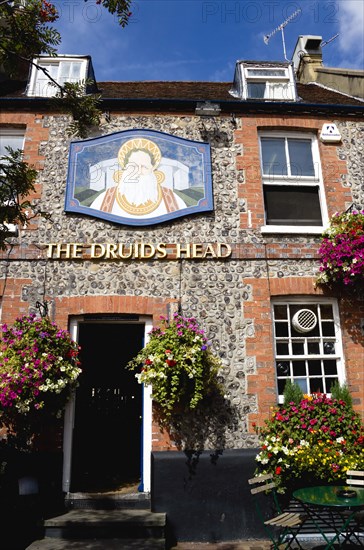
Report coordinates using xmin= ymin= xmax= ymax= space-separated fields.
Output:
xmin=320 ymin=123 xmax=342 ymax=143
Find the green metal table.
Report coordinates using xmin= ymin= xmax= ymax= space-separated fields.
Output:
xmin=293 ymin=485 xmax=364 ymax=548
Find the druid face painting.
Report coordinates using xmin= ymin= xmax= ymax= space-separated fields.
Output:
xmin=65 ymin=130 xmax=213 ymax=226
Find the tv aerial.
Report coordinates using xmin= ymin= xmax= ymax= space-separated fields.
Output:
xmin=263 ymin=8 xmax=302 ymax=61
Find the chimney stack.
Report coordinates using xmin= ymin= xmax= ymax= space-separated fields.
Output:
xmin=292 ymin=35 xmax=323 ymax=83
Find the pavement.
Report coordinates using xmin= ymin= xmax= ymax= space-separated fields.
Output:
xmin=170 ymin=543 xmax=271 ymax=549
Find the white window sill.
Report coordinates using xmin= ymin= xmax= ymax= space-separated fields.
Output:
xmin=260 ymin=225 xmax=324 ymax=235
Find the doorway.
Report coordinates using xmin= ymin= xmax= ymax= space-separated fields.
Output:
xmin=70 ymin=322 xmax=145 ymax=493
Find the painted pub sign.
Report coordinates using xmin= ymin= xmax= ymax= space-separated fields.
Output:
xmin=65 ymin=129 xmax=213 ymax=226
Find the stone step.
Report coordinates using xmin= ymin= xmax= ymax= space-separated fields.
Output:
xmin=65 ymin=491 xmax=150 ymax=510
xmin=27 ymin=537 xmax=166 ymax=549
xmin=42 ymin=509 xmax=166 ymax=540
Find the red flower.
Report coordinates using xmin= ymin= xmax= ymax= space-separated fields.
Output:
xmin=145 ymin=359 xmax=152 ymax=365
xmin=166 ymin=359 xmax=176 ymax=367
xmin=275 ymin=466 xmax=282 ymax=475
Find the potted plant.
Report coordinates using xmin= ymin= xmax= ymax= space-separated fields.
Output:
xmin=0 ymin=314 xmax=82 ymax=435
xmin=128 ymin=313 xmax=223 ymax=423
xmin=0 ymin=314 xmax=82 ymax=517
xmin=316 ymin=209 xmax=364 ymax=289
xmin=254 ymin=392 xmax=364 ymax=494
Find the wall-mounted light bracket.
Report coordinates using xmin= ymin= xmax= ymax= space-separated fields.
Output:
xmin=195 ymin=101 xmax=221 ymax=117
xmin=35 ymin=300 xmax=49 ymax=318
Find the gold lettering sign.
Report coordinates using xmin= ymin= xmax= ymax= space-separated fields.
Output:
xmin=46 ymin=243 xmax=232 ymax=260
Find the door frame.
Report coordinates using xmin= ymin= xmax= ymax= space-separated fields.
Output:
xmin=62 ymin=315 xmax=153 ymax=493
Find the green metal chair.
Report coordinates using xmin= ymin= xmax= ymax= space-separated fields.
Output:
xmin=248 ymin=473 xmax=306 ymax=549
xmin=341 ymin=470 xmax=364 ymax=546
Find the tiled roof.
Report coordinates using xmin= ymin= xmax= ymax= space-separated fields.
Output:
xmin=96 ymin=81 xmax=364 ymax=106
xmin=1 ymin=79 xmax=363 ymax=107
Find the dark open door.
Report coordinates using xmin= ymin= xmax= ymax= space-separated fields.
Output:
xmin=70 ymin=322 xmax=145 ymax=492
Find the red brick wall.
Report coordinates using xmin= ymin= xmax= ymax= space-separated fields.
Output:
xmin=236 ymin=115 xmax=363 ymax=425
xmin=235 ymin=114 xmax=351 ymax=229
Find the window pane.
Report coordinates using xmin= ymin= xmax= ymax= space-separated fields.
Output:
xmin=247 ymin=82 xmax=266 ymax=99
xmin=320 ymin=305 xmax=333 ymax=320
xmin=274 ymin=305 xmax=287 ymax=319
xmin=0 ymin=134 xmax=24 ymax=157
xmin=308 ymin=360 xmax=322 ymax=375
xmin=276 ymin=361 xmax=290 ymax=376
xmin=326 ymin=378 xmax=339 ymax=392
xmin=261 ymin=138 xmax=287 ymax=176
xmin=323 ymin=341 xmax=335 ymax=355
xmin=309 ymin=378 xmax=323 ymax=393
xmin=247 ymin=69 xmax=286 ymax=77
xmin=287 ymin=139 xmax=315 ymax=177
xmin=60 ymin=61 xmax=72 ymax=79
xmin=308 ymin=341 xmax=320 ymax=354
xmin=276 ymin=342 xmax=289 ymax=355
xmin=275 ymin=322 xmax=288 ymax=337
xmin=277 ymin=379 xmax=287 ymax=394
xmin=292 ymin=361 xmax=306 ymax=376
xmin=70 ymin=62 xmax=82 ymax=79
xmin=264 ymin=185 xmax=322 ymax=225
xmin=35 ymin=63 xmax=59 ymax=96
xmin=323 ymin=360 xmax=338 ymax=375
xmin=292 ymin=342 xmax=304 ymax=355
xmin=294 ymin=378 xmax=308 ymax=393
xmin=322 ymin=322 xmax=335 ymax=336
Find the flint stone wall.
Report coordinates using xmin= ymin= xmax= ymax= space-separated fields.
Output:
xmin=3 ymin=115 xmax=363 ymax=448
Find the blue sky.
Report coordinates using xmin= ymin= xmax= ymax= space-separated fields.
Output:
xmin=53 ymin=0 xmax=364 ymax=82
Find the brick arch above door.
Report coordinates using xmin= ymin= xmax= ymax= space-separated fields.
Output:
xmin=53 ymin=294 xmax=176 ymax=330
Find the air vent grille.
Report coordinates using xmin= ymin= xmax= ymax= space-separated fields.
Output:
xmin=292 ymin=309 xmax=317 ymax=333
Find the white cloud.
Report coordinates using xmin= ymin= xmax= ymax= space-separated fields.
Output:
xmin=337 ymin=0 xmax=364 ymax=65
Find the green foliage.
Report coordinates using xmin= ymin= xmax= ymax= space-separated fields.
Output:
xmin=52 ymin=81 xmax=102 ymax=138
xmin=0 ymin=0 xmax=61 ymax=78
xmin=283 ymin=380 xmax=304 ymax=407
xmin=96 ymin=0 xmax=132 ymax=26
xmin=330 ymin=381 xmax=353 ymax=409
xmin=0 ymin=148 xmax=38 ymax=250
xmin=1 ymin=0 xmax=131 ymax=78
xmin=128 ymin=314 xmax=223 ymax=423
xmin=317 ymin=210 xmax=364 ymax=288
xmin=0 ymin=314 xmax=82 ymax=441
xmin=254 ymin=393 xmax=364 ymax=493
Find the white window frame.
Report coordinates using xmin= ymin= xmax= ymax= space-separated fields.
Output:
xmin=241 ymin=64 xmax=296 ymax=101
xmin=0 ymin=127 xmax=25 ymax=235
xmin=27 ymin=57 xmax=88 ymax=97
xmin=259 ymin=131 xmax=328 ymax=234
xmin=272 ymin=298 xmax=345 ymax=403
xmin=0 ymin=127 xmax=25 ymax=157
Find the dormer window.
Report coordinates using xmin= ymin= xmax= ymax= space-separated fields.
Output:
xmin=27 ymin=56 xmax=93 ymax=97
xmin=230 ymin=61 xmax=297 ymax=101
